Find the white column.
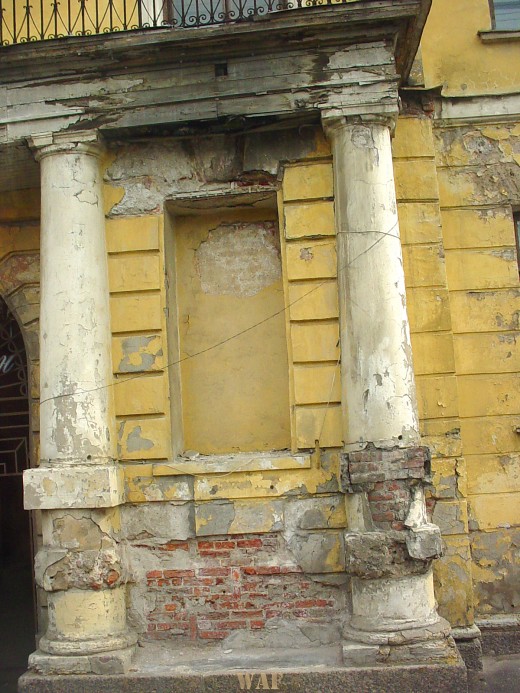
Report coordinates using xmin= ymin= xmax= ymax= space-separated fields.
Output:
xmin=38 ymin=135 xmax=115 ymax=466
xmin=325 ymin=116 xmax=420 ymax=452
xmin=23 ymin=132 xmax=135 ymax=673
xmin=323 ymin=115 xmax=449 ymax=661
xmin=24 ymin=132 xmax=122 ymax=508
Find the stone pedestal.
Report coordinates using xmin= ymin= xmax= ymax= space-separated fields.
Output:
xmin=23 ymin=132 xmax=136 ymax=674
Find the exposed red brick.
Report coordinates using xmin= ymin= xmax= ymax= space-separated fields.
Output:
xmin=237 ymin=539 xmax=263 ymax=548
xmin=165 ymin=570 xmax=195 ymax=578
xmin=198 ymin=567 xmax=230 ymax=577
xmin=217 ymin=621 xmax=247 ymax=630
xmin=214 ymin=541 xmax=236 ymax=549
xmin=199 ymin=631 xmax=227 ymax=639
xmin=197 ymin=541 xmax=214 ymax=550
xmin=146 ymin=570 xmax=162 ymax=579
xmin=161 ymin=541 xmax=190 ymax=552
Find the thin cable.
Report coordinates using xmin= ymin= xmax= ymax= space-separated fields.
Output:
xmin=35 ymin=224 xmax=399 ymax=407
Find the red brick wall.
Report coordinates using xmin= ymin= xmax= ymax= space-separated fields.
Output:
xmin=143 ymin=533 xmax=343 ymax=641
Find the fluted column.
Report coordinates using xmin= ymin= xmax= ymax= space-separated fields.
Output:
xmin=23 ymin=132 xmax=135 ymax=674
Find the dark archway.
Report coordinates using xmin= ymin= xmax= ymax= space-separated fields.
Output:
xmin=0 ymin=295 xmax=35 ymax=690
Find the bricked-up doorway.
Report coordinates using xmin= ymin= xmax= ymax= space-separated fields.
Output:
xmin=0 ymin=295 xmax=35 ymax=690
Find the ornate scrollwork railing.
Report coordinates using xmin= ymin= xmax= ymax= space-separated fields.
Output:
xmin=1 ymin=0 xmax=339 ymax=46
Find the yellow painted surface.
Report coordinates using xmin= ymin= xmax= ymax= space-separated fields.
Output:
xmin=432 ymin=457 xmax=467 ymax=499
xmin=154 ymin=453 xmax=311 ymax=476
xmin=108 ymin=253 xmax=161 ymax=293
xmin=394 ymin=159 xmax=439 ymax=202
xmin=421 ymin=0 xmax=520 ymax=97
xmin=117 ymin=417 xmax=171 ymax=460
xmin=112 ymin=334 xmax=164 ymax=374
xmin=433 ymin=535 xmax=475 ymax=627
xmin=470 ymin=492 xmax=520 ymax=530
xmin=420 ymin=418 xmax=463 ymax=458
xmin=0 ymin=224 xmax=39 ymax=255
xmin=0 ymin=189 xmax=40 ymax=222
xmin=449 ymin=289 xmax=520 ymax=334
xmin=393 ymin=118 xmax=435 ymax=159
xmin=290 ymin=321 xmax=340 ymax=363
xmin=410 ymin=333 xmax=455 ymax=375
xmin=445 ymin=248 xmax=519 ymax=291
xmin=294 ymin=405 xmax=343 ymax=448
xmin=406 ymin=287 xmax=452 ymax=333
xmin=397 ymin=202 xmax=442 ymax=246
xmin=441 ymin=208 xmax=517 ymax=250
xmin=293 ymin=364 xmax=341 ymax=405
xmin=402 ymin=244 xmax=447 ymax=288
xmin=106 ymin=216 xmax=159 ymax=253
xmin=173 ymin=209 xmax=290 ymax=454
xmin=110 ymin=294 xmax=163 ymax=333
xmin=285 ymin=240 xmax=337 ymax=281
xmin=104 ymin=184 xmax=125 ymax=216
xmin=284 ymin=201 xmax=336 ymax=239
xmin=435 ymin=124 xmax=520 ymax=168
xmin=460 ymin=416 xmax=520 ymax=455
xmin=282 ymin=162 xmax=334 ymax=201
xmin=288 ymin=281 xmax=339 ymax=321
xmin=457 ymin=374 xmax=520 ymax=417
xmin=466 ymin=454 xmax=520 ymax=495
xmin=416 ymin=375 xmax=459 ymax=420
xmin=193 ymin=459 xmax=339 ymax=501
xmin=453 ymin=332 xmax=520 ymax=374
xmin=436 ymin=169 xmax=489 ymax=209
xmin=114 ymin=373 xmax=166 ymax=416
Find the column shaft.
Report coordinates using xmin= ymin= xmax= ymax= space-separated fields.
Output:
xmin=23 ymin=134 xmax=135 ymax=673
xmin=324 ymin=115 xmax=449 ymax=661
xmin=328 ymin=117 xmax=419 ymax=451
xmin=39 ymin=140 xmax=114 ymax=464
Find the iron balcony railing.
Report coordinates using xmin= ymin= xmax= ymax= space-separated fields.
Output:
xmin=1 ymin=0 xmax=337 ymax=46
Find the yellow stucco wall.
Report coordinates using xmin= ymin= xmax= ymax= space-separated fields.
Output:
xmin=393 ymin=116 xmax=474 ymax=627
xmin=421 ymin=0 xmax=520 ymax=97
xmin=172 ymin=208 xmax=290 ymax=454
xmin=393 ymin=109 xmax=520 ymax=623
xmin=2 ymin=94 xmax=519 ymax=631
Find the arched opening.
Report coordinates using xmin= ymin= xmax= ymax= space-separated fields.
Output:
xmin=0 ymin=295 xmax=35 ymax=688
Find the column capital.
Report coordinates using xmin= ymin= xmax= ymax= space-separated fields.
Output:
xmin=27 ymin=130 xmax=104 ymax=161
xmin=321 ymin=112 xmax=397 ymax=140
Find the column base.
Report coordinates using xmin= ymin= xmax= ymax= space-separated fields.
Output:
xmin=28 ymin=644 xmax=136 ymax=675
xmin=39 ymin=630 xmax=138 ymax=657
xmin=343 ymin=618 xmax=456 ymax=666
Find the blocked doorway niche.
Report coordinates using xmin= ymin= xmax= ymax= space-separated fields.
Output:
xmin=165 ymin=194 xmax=291 ymax=456
xmin=0 ymin=295 xmax=35 ymax=687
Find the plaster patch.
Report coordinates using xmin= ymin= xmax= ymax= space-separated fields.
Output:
xmin=195 ymin=222 xmax=281 ymax=297
xmin=126 ymin=425 xmax=154 ymax=453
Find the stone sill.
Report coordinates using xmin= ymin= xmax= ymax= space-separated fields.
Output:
xmin=152 ymin=451 xmax=312 ymax=477
xmin=478 ymin=29 xmax=520 ymax=42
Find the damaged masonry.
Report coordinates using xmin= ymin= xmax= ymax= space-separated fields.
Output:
xmin=0 ymin=0 xmax=519 ymax=691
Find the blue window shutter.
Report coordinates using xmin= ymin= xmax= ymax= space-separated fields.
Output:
xmin=493 ymin=0 xmax=520 ymax=29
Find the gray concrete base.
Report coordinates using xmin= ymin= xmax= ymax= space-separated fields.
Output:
xmin=27 ymin=645 xmax=136 ymax=675
xmin=480 ymin=625 xmax=520 ymax=656
xmin=18 ymin=641 xmax=468 ymax=693
xmin=18 ymin=665 xmax=468 ymax=693
xmin=456 ymin=638 xmax=483 ymax=671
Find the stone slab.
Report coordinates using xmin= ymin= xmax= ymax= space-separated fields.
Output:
xmin=19 ymin=662 xmax=468 ymax=693
xmin=480 ymin=626 xmax=520 ymax=656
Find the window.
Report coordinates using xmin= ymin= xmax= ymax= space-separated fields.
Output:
xmin=491 ymin=0 xmax=520 ymax=29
